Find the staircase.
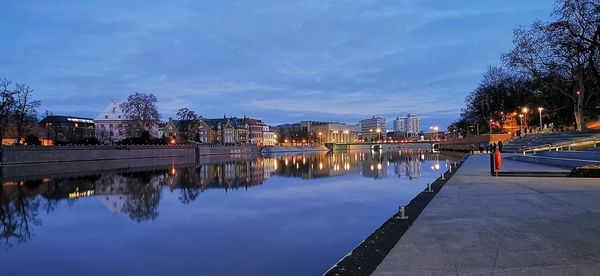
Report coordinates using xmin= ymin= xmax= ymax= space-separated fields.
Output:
xmin=502 ymin=132 xmax=600 ymax=153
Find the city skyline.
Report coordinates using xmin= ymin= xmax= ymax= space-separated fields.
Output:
xmin=0 ymin=1 xmax=553 ymax=128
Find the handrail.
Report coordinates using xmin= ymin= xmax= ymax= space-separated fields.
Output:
xmin=522 ymin=137 xmax=599 ymax=155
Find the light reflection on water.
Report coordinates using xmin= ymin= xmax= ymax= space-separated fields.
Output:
xmin=0 ymin=150 xmax=458 ymax=275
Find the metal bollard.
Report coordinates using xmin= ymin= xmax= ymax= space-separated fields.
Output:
xmin=426 ymin=183 xmax=433 ymax=193
xmin=441 ymin=173 xmax=445 ymax=180
xmin=397 ymin=206 xmax=409 ymax=220
xmin=449 ymin=166 xmax=452 ymax=173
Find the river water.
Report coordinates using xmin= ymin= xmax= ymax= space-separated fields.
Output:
xmin=0 ymin=149 xmax=458 ymax=275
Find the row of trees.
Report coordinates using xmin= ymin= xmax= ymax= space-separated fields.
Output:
xmin=0 ymin=78 xmax=41 ymax=145
xmin=450 ymin=0 xmax=600 ymax=134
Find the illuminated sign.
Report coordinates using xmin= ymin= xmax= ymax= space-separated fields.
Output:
xmin=67 ymin=118 xmax=94 ymax=124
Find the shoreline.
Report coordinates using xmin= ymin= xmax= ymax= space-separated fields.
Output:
xmin=325 ymin=154 xmax=469 ymax=276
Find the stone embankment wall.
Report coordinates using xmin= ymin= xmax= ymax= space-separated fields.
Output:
xmin=0 ymin=144 xmax=262 ymax=166
xmin=0 ymin=144 xmax=262 ymax=179
xmin=0 ymin=145 xmax=260 ymax=178
xmin=1 ymin=145 xmax=196 ymax=165
xmin=197 ymin=145 xmax=261 ymax=156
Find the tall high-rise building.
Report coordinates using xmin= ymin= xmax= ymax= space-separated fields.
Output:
xmin=360 ymin=116 xmax=385 ymax=141
xmin=393 ymin=114 xmax=421 ymax=137
xmin=405 ymin=114 xmax=421 ymax=135
xmin=393 ymin=117 xmax=406 ymax=132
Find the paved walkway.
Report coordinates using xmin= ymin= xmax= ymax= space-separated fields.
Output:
xmin=373 ymin=155 xmax=600 ymax=275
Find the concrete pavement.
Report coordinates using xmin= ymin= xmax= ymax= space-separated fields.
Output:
xmin=372 ymin=155 xmax=600 ymax=276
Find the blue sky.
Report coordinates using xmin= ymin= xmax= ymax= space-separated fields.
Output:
xmin=0 ymin=0 xmax=553 ymax=129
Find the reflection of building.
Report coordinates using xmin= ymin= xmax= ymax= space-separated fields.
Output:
xmin=0 ymin=150 xmax=457 ymax=226
xmin=95 ymin=175 xmax=130 ymax=215
xmin=394 ymin=157 xmax=423 ymax=179
xmin=362 ymin=154 xmax=387 ymax=179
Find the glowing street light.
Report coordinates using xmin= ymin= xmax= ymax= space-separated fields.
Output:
xmin=522 ymin=107 xmax=529 ymax=129
xmin=518 ymin=114 xmax=524 ymax=131
xmin=430 ymin=126 xmax=439 ymax=140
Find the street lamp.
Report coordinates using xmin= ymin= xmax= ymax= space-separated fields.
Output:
xmin=522 ymin=107 xmax=529 ymax=130
xmin=489 ymin=119 xmax=493 ymax=135
xmin=376 ymin=128 xmax=381 ymax=142
xmin=430 ymin=126 xmax=439 ymax=140
xmin=538 ymin=107 xmax=544 ymax=132
xmin=518 ymin=114 xmax=524 ymax=131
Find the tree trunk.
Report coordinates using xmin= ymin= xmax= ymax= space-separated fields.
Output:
xmin=575 ymin=69 xmax=587 ymax=131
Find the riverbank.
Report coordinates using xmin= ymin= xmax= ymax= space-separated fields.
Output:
xmin=370 ymin=155 xmax=600 ymax=275
xmin=325 ymin=154 xmax=468 ymax=276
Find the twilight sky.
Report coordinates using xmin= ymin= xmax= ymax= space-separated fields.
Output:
xmin=0 ymin=0 xmax=553 ymax=129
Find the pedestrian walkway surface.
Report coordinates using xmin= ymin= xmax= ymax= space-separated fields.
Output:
xmin=373 ymin=155 xmax=600 ymax=276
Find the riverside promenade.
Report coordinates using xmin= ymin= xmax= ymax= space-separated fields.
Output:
xmin=373 ymin=154 xmax=600 ymax=275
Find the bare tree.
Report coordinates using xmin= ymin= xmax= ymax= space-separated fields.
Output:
xmin=176 ymin=107 xmax=198 ymax=143
xmin=13 ymin=83 xmax=40 ymax=144
xmin=120 ymin=92 xmax=160 ymax=138
xmin=0 ymin=78 xmax=16 ymax=143
xmin=504 ymin=20 xmax=594 ymax=131
xmin=554 ymin=0 xmax=600 ymax=80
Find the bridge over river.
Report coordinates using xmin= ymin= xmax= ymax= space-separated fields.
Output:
xmin=327 ymin=141 xmax=439 ymax=151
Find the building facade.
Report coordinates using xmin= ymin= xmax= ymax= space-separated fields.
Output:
xmin=310 ymin=123 xmax=360 ymax=144
xmin=243 ymin=118 xmax=266 ymax=145
xmin=393 ymin=114 xmax=421 ymax=137
xmin=204 ymin=117 xmax=249 ymax=145
xmin=95 ymin=100 xmax=128 ymax=142
xmin=360 ymin=116 xmax=386 ymax=141
xmin=39 ymin=115 xmax=95 ymax=144
xmin=262 ymin=125 xmax=276 ymax=146
xmin=94 ymin=99 xmax=159 ymax=143
xmin=393 ymin=117 xmax=406 ymax=133
xmin=405 ymin=114 xmax=421 ymax=136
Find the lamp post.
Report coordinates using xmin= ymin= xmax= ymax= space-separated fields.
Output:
xmin=538 ymin=107 xmax=544 ymax=133
xmin=430 ymin=126 xmax=439 ymax=140
xmin=376 ymin=128 xmax=381 ymax=142
xmin=489 ymin=119 xmax=493 ymax=135
xmin=522 ymin=107 xmax=529 ymax=130
xmin=518 ymin=114 xmax=524 ymax=131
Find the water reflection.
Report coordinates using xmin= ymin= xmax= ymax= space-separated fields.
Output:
xmin=0 ymin=150 xmax=458 ymax=252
